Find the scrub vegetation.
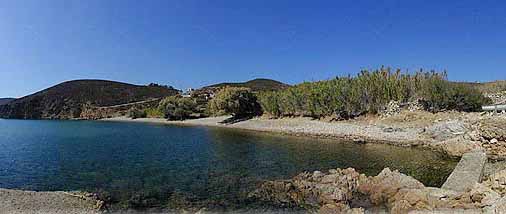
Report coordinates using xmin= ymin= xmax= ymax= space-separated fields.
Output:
xmin=129 ymin=68 xmax=491 ymax=121
xmin=257 ymin=68 xmax=490 ymax=119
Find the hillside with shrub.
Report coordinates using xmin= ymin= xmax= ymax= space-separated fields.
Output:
xmin=131 ymin=69 xmax=492 ymax=122
xmin=457 ymin=80 xmax=506 ymax=95
xmin=0 ymin=80 xmax=179 ymax=119
xmin=202 ymin=78 xmax=289 ymax=92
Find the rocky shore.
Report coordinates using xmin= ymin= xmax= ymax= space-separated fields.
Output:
xmin=249 ymin=163 xmax=506 ymax=213
xmin=5 ymin=110 xmax=502 ymax=213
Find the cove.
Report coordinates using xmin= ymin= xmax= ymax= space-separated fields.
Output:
xmin=0 ymin=119 xmax=458 ymax=210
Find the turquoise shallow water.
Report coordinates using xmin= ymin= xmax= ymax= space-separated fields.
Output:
xmin=0 ymin=119 xmax=457 ymax=209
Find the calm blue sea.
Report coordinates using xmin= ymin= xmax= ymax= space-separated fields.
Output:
xmin=0 ymin=119 xmax=457 ymax=209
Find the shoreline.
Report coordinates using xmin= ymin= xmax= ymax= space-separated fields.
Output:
xmin=101 ymin=116 xmax=429 ymax=144
xmin=100 ymin=115 xmax=447 ymax=153
xmin=102 ymin=111 xmax=502 ymax=160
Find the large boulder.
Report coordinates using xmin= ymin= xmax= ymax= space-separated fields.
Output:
xmin=249 ymin=168 xmax=368 ymax=209
xmin=434 ymin=137 xmax=482 ymax=157
xmin=357 ymin=168 xmax=487 ymax=213
xmin=318 ymin=203 xmax=365 ymax=214
xmin=385 ymin=184 xmax=491 ymax=213
xmin=425 ymin=120 xmax=469 ymax=141
xmin=358 ymin=168 xmax=425 ymax=206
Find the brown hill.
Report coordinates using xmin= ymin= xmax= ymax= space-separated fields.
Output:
xmin=203 ymin=78 xmax=289 ymax=92
xmin=457 ymin=80 xmax=506 ymax=94
xmin=0 ymin=98 xmax=15 ymax=106
xmin=0 ymin=80 xmax=178 ymax=119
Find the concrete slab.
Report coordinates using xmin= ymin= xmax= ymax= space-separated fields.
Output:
xmin=442 ymin=151 xmax=487 ymax=192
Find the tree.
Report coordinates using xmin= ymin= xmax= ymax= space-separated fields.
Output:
xmin=158 ymin=96 xmax=197 ymax=120
xmin=207 ymin=87 xmax=261 ymax=117
xmin=127 ymin=107 xmax=147 ymax=119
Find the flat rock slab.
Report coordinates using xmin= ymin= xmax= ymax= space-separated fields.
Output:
xmin=0 ymin=188 xmax=102 ymax=214
xmin=442 ymin=151 xmax=487 ymax=192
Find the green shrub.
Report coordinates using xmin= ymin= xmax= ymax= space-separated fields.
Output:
xmin=158 ymin=96 xmax=197 ymax=120
xmin=207 ymin=87 xmax=261 ymax=117
xmin=417 ymin=74 xmax=453 ymax=112
xmin=258 ymin=68 xmax=490 ymax=119
xmin=127 ymin=107 xmax=147 ymax=119
xmin=258 ymin=91 xmax=281 ymax=117
xmin=144 ymin=107 xmax=164 ymax=118
xmin=447 ymin=84 xmax=491 ymax=112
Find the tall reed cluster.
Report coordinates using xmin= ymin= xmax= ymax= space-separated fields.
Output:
xmin=258 ymin=68 xmax=490 ymax=119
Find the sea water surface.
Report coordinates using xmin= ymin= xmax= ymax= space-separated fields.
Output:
xmin=0 ymin=119 xmax=457 ymax=210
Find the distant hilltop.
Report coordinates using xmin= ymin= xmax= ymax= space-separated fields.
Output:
xmin=202 ymin=78 xmax=289 ymax=92
xmin=0 ymin=98 xmax=15 ymax=106
xmin=456 ymin=80 xmax=506 ymax=94
xmin=0 ymin=80 xmax=179 ymax=119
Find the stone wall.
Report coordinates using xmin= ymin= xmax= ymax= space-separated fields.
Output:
xmin=486 ymin=91 xmax=506 ymax=105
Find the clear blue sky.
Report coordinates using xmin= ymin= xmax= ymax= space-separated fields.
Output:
xmin=1 ymin=0 xmax=505 ymax=98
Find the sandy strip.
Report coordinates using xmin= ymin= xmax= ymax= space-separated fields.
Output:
xmin=0 ymin=188 xmax=103 ymax=214
xmin=101 ymin=116 xmax=430 ymax=146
